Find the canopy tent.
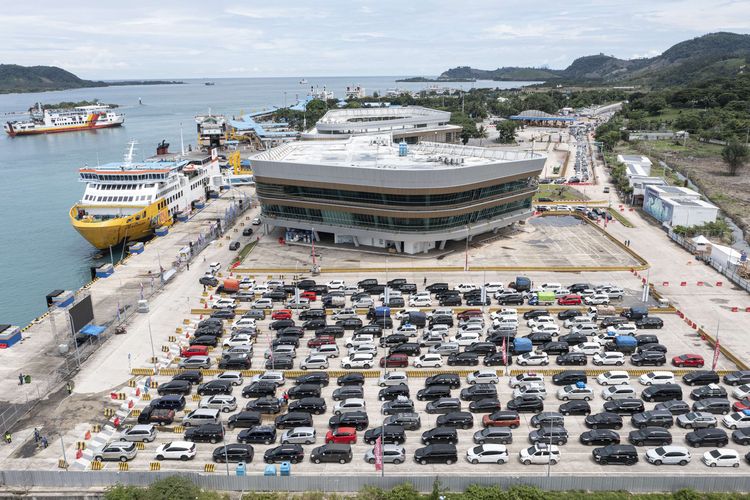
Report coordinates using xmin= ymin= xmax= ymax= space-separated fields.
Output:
xmin=80 ymin=324 xmax=106 ymax=337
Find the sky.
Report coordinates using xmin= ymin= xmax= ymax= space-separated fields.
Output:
xmin=2 ymin=0 xmax=749 ymax=79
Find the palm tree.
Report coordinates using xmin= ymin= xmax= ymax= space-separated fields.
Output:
xmin=476 ymin=125 xmax=488 ymax=146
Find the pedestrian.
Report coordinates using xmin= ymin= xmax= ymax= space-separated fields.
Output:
xmin=186 ymin=262 xmax=190 ymax=271
xmin=33 ymin=428 xmax=40 ymax=443
xmin=41 ymin=436 xmax=48 ymax=449
xmin=66 ymin=381 xmax=73 ymax=395
xmin=423 ymin=277 xmax=427 ymax=286
xmin=282 ymin=391 xmax=289 ymax=403
xmin=4 ymin=431 xmax=11 ymax=444
xmin=18 ymin=373 xmax=23 ymax=385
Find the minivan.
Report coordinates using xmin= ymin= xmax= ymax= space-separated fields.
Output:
xmin=414 ymin=444 xmax=458 ymax=465
xmin=592 ymin=444 xmax=639 ymax=465
xmin=642 ymin=384 xmax=684 ymax=402
xmin=310 ymin=443 xmax=352 ymax=464
xmin=183 ymin=408 xmax=220 ymax=427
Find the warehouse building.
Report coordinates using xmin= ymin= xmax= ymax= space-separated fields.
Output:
xmin=643 ymin=185 xmax=719 ymax=229
xmin=252 ymin=135 xmax=546 ymax=254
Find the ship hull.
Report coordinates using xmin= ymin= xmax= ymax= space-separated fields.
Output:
xmin=70 ymin=201 xmax=172 ymax=250
xmin=6 ymin=122 xmax=123 ymax=137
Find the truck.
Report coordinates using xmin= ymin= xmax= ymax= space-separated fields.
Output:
xmin=215 ymin=278 xmax=240 ymax=295
xmin=367 ymin=306 xmax=391 ymax=320
xmin=588 ymin=305 xmax=616 ymax=320
xmin=324 ymin=295 xmax=346 ymax=308
xmin=604 ymin=335 xmax=638 ymax=354
xmin=508 ymin=276 xmax=532 ymax=293
xmin=530 ymin=291 xmax=556 ymax=306
xmin=620 ymin=306 xmax=648 ymax=320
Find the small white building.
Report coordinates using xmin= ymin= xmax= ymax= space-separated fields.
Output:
xmin=710 ymin=243 xmax=744 ymax=272
xmin=628 ymin=175 xmax=667 ymax=205
xmin=618 ymin=154 xmax=652 ymax=176
xmin=643 ymin=185 xmax=719 ymax=228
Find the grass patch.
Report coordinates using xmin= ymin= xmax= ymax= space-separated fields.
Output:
xmin=232 ymin=241 xmax=257 ymax=266
xmin=535 ymin=184 xmax=589 ymax=201
xmin=607 ymin=208 xmax=635 ymax=228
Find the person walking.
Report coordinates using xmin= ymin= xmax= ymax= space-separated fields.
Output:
xmin=33 ymin=428 xmax=40 ymax=443
xmin=41 ymin=436 xmax=48 ymax=449
xmin=18 ymin=373 xmax=23 ymax=385
xmin=423 ymin=277 xmax=427 ymax=286
xmin=66 ymin=381 xmax=73 ymax=395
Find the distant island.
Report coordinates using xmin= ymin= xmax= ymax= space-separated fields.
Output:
xmin=0 ymin=64 xmax=183 ymax=94
xmin=395 ymin=77 xmax=476 ymax=82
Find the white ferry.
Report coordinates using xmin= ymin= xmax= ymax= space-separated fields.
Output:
xmin=4 ymin=104 xmax=124 ymax=136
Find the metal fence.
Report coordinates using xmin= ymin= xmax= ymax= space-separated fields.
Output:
xmin=2 ymin=470 xmax=750 ymax=493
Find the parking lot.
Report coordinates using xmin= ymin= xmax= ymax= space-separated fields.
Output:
xmin=102 ymin=273 xmax=750 ymax=476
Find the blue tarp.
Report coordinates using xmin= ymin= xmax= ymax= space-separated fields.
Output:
xmin=80 ymin=324 xmax=105 ymax=337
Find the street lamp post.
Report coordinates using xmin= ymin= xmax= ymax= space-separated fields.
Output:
xmin=146 ymin=313 xmax=157 ymax=374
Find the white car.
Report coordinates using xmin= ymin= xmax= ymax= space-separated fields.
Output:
xmin=345 ymin=334 xmax=375 ymax=348
xmin=348 ymin=343 xmax=378 ymax=357
xmin=341 ymin=353 xmax=375 ymax=369
xmin=509 ymin=373 xmax=545 ymax=388
xmin=732 ymin=384 xmax=750 ymax=400
xmin=458 ymin=323 xmax=483 ymax=335
xmin=199 ymin=395 xmax=237 ymax=413
xmin=378 ymin=290 xmax=402 ymax=301
xmin=570 ymin=342 xmax=601 ymax=356
xmin=396 ymin=324 xmax=418 ymax=336
xmin=722 ymin=411 xmax=750 ymax=430
xmin=538 ymin=282 xmax=563 ymax=292
xmin=239 ymin=278 xmax=255 ymax=289
xmin=557 ymin=384 xmax=594 ymax=401
xmin=231 ymin=317 xmax=256 ymax=330
xmin=456 ymin=283 xmax=478 ymax=293
xmin=426 ymin=324 xmax=450 ymax=336
xmin=593 ymin=333 xmax=617 ymax=347
xmin=526 ymin=316 xmax=555 ymax=328
xmin=467 ymin=370 xmax=499 ymax=385
xmin=593 ymin=351 xmax=625 ymax=366
xmin=584 ymin=294 xmax=610 ymax=306
xmin=639 ymin=371 xmax=676 ymax=386
xmin=223 ymin=334 xmax=253 ymax=348
xmin=333 ymin=308 xmax=358 ymax=320
xmin=466 ymin=444 xmax=509 ymax=464
xmin=249 ymin=371 xmax=285 ymax=386
xmin=519 ymin=443 xmax=560 ymax=465
xmin=414 ymin=353 xmax=443 ymax=368
xmin=513 ymin=384 xmax=547 ymax=399
xmin=409 ymin=296 xmax=432 ymax=307
xmin=300 ymin=354 xmax=330 ymax=370
xmin=607 ymin=323 xmax=637 ymax=336
xmin=208 ymin=262 xmax=221 ymax=274
xmin=379 ymin=371 xmax=408 ymax=387
xmin=395 ymin=309 xmax=421 ymax=320
xmin=490 ymin=309 xmax=517 ymax=321
xmin=484 ymin=283 xmax=505 ymax=294
xmin=211 ymin=298 xmax=236 ymax=309
xmin=334 ymin=398 xmax=367 ymax=415
xmin=601 ymin=385 xmax=637 ymax=401
xmin=645 ymin=446 xmax=691 ymax=466
xmin=426 ymin=308 xmax=453 ymax=319
xmin=155 ymin=441 xmax=197 ymax=461
xmin=702 ymin=449 xmax=740 ymax=468
xmin=450 ymin=331 xmax=481 ymax=346
xmin=327 ymin=280 xmax=346 ymax=290
xmin=516 ymin=351 xmax=550 ymax=366
xmin=596 ymin=371 xmax=631 ymax=386
xmin=530 ymin=324 xmax=560 ymax=336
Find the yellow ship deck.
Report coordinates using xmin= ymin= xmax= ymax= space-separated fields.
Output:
xmin=70 ymin=200 xmax=171 ymax=249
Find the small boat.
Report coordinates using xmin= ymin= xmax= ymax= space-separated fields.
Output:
xmin=299 ymin=79 xmax=308 ymax=84
xmin=204 ymin=82 xmax=215 ymax=86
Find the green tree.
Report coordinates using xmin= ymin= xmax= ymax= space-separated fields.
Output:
xmin=476 ymin=125 xmax=488 ymax=145
xmin=721 ymin=139 xmax=749 ymax=176
xmin=495 ymin=120 xmax=518 ymax=143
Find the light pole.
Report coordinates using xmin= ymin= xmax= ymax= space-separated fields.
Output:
xmin=146 ymin=313 xmax=157 ymax=374
xmin=464 ymin=224 xmax=470 ymax=271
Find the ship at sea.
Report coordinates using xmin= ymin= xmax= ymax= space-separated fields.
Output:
xmin=4 ymin=104 xmax=124 ymax=136
xmin=69 ymin=141 xmax=223 ymax=250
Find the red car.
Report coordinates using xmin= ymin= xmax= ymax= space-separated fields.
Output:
xmin=272 ymin=309 xmax=292 ymax=320
xmin=672 ymin=354 xmax=705 ymax=367
xmin=380 ymin=353 xmax=409 ymax=368
xmin=558 ymin=294 xmax=582 ymax=306
xmin=733 ymin=399 xmax=750 ymax=412
xmin=307 ymin=335 xmax=336 ymax=348
xmin=481 ymin=410 xmax=520 ymax=428
xmin=457 ymin=309 xmax=483 ymax=321
xmin=325 ymin=426 xmax=357 ymax=444
xmin=301 ymin=291 xmax=317 ymax=301
xmin=180 ymin=345 xmax=209 ymax=358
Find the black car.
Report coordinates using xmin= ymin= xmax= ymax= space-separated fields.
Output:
xmin=425 ymin=373 xmax=461 ymax=389
xmin=364 ymin=425 xmax=406 ymax=445
xmin=302 ymin=319 xmax=327 ymax=331
xmin=149 ymin=394 xmax=186 ymax=411
xmin=287 ymin=384 xmax=322 ymax=400
xmin=683 ymin=371 xmax=720 ymax=386
xmin=558 ymin=332 xmax=587 ymax=346
xmin=426 ymin=282 xmax=449 ymax=292
xmin=524 ymin=332 xmax=552 ymax=345
xmin=585 ymin=412 xmax=623 ymax=430
xmin=506 ymin=395 xmax=543 ymax=413
xmin=382 ymin=398 xmax=415 ymax=415
xmin=655 ymin=399 xmax=691 ymax=415
xmin=685 ymin=428 xmax=728 ymax=448
xmin=189 ymin=335 xmax=219 ymax=347
xmin=497 ymin=294 xmax=524 ymax=306
xmin=264 ymin=444 xmax=304 ymax=464
xmin=628 ymin=427 xmax=673 ymax=446
xmin=213 ymin=444 xmax=254 ymax=463
xmin=460 ymin=384 xmax=498 ymax=402
xmin=592 ymin=444 xmax=638 ymax=465
xmin=559 ymin=400 xmax=591 ymax=416
xmin=355 ymin=324 xmax=384 ymax=337
xmin=389 ymin=343 xmax=421 ymax=357
xmin=580 ymin=429 xmax=620 ymax=446
xmin=556 ymin=352 xmax=587 ymax=366
xmin=473 ymin=427 xmax=513 ymax=445
xmin=184 ymin=423 xmax=224 ymax=444
xmin=332 ymin=385 xmax=364 ymax=401
xmin=294 ymin=372 xmax=330 ymax=387
xmin=439 ymin=296 xmax=462 ymax=306
xmin=732 ymin=428 xmax=750 ymax=445
xmin=242 ymin=381 xmax=277 ymax=399
xmin=274 ymin=412 xmax=314 ymax=430
xmin=200 ymin=276 xmax=219 ymax=286
xmin=226 ymin=411 xmax=262 ymax=430
xmin=631 ymin=351 xmax=666 ymax=366
xmin=631 ymin=410 xmax=674 ymax=429
xmin=552 ymin=371 xmax=586 ymax=386
xmin=288 ymin=397 xmax=326 ymax=415
xmin=529 ymin=412 xmax=564 ymax=429
xmin=692 ymin=398 xmax=731 ymax=415
xmin=172 ymin=370 xmax=204 ymax=385
xmin=637 ymin=343 xmax=668 ymax=354
xmin=723 ymin=371 xmax=750 ymax=386
xmin=265 ymin=356 xmax=293 ymax=370
xmin=447 ymin=352 xmax=480 ymax=366
xmin=468 ymin=398 xmax=502 ymax=413
xmin=421 ymin=426 xmax=458 ymax=445
xmin=465 ymin=342 xmax=497 ymax=355
xmin=336 ymin=318 xmax=364 ymax=330
xmin=558 ymin=309 xmax=583 ymax=320
xmin=337 ymin=373 xmax=365 ymax=386
xmin=197 ymin=380 xmax=234 ymax=396
xmin=466 ymin=297 xmax=491 ymax=306
xmin=417 ymin=385 xmax=452 ymax=401
xmin=603 ymin=399 xmax=645 ymax=415
xmin=523 ymin=309 xmax=551 ymax=320
xmin=157 ymin=380 xmax=192 ymax=396
xmin=378 ymin=384 xmax=410 ymax=402
xmin=414 ymin=444 xmax=458 ymax=465
xmin=381 ymin=334 xmax=409 ymax=347
xmin=436 ymin=411 xmax=474 ymax=429
xmin=383 ymin=412 xmax=421 ymax=431
xmin=635 ymin=317 xmax=664 ymax=329
xmin=483 ymin=352 xmax=513 ymax=366
xmin=245 ymin=396 xmax=284 ymax=414
xmin=210 ymin=309 xmax=236 ymax=320
xmin=529 ymin=426 xmax=569 ymax=445
xmin=310 ymin=443 xmax=352 ymax=464
xmin=219 ymin=354 xmax=252 ymax=370
xmin=270 ymin=319 xmax=295 ymax=331
xmin=690 ymin=385 xmax=727 ymax=401
xmin=541 ymin=342 xmax=569 ymax=355
xmin=328 ymin=411 xmax=369 ymax=431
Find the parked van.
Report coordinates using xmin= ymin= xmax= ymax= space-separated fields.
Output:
xmin=642 ymin=384 xmax=683 ymax=402
xmin=183 ymin=408 xmax=220 ymax=427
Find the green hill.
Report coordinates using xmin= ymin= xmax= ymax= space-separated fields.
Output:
xmin=438 ymin=32 xmax=750 ymax=87
xmin=0 ymin=64 xmax=104 ymax=93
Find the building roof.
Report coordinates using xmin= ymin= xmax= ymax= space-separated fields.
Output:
xmin=254 ymin=135 xmax=543 ymax=170
xmin=626 ymin=164 xmax=650 ymax=177
xmin=510 ymin=109 xmax=576 ymax=122
xmin=617 ymin=154 xmax=652 ymax=166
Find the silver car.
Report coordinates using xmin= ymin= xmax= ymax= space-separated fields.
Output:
xmin=364 ymin=444 xmax=406 ymax=464
xmin=199 ymin=395 xmax=238 ymax=413
xmin=280 ymin=426 xmax=317 ymax=445
xmin=428 ymin=342 xmax=460 ymax=356
xmin=119 ymin=424 xmax=157 ymax=443
xmin=93 ymin=441 xmax=138 ymax=462
xmin=677 ymin=412 xmax=717 ymax=429
xmin=179 ymin=355 xmax=212 ymax=369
